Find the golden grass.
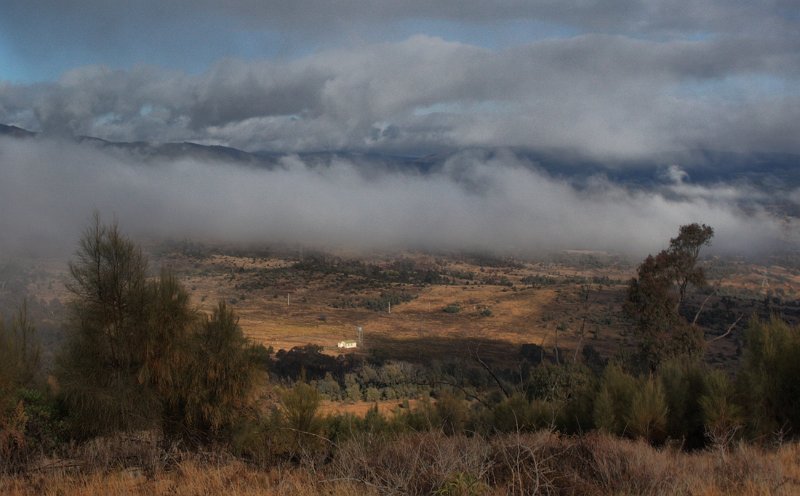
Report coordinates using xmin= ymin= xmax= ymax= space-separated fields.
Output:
xmin=17 ymin=248 xmax=775 ymax=365
xmin=5 ymin=435 xmax=798 ymax=496
xmin=0 ymin=459 xmax=366 ymax=496
xmin=317 ymin=399 xmax=420 ymax=417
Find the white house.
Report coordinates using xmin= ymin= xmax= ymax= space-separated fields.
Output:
xmin=337 ymin=340 xmax=358 ymax=349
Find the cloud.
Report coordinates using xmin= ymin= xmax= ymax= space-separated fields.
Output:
xmin=2 ymin=1 xmax=796 ymax=42
xmin=2 ymin=34 xmax=799 ymax=159
xmin=0 ymin=136 xmax=794 ymax=259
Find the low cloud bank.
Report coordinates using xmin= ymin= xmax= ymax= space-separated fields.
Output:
xmin=0 ymin=136 xmax=796 ymax=259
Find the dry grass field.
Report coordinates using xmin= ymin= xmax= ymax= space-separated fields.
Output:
xmin=9 ymin=246 xmax=799 ymax=370
xmin=151 ymin=250 xmax=635 ymax=364
xmin=317 ymin=399 xmax=421 ymax=417
xmin=135 ymin=247 xmax=800 ymax=368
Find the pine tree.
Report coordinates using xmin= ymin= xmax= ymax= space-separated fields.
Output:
xmin=56 ymin=215 xmax=157 ymax=437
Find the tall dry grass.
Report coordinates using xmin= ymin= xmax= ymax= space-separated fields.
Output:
xmin=1 ymin=431 xmax=798 ymax=495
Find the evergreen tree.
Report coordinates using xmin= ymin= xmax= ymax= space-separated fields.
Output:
xmin=57 ymin=215 xmax=259 ymax=444
xmin=57 ymin=215 xmax=157 ymax=437
xmin=177 ymin=301 xmax=260 ymax=445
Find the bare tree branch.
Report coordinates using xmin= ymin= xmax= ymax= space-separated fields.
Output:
xmin=473 ymin=346 xmax=511 ymax=399
xmin=709 ymin=314 xmax=743 ymax=343
xmin=693 ymin=283 xmax=721 ymax=325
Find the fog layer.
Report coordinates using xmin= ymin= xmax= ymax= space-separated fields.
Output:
xmin=1 ymin=136 xmax=795 ymax=258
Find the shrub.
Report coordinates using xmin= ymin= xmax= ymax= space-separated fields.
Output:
xmin=279 ymin=382 xmax=324 ymax=456
xmin=434 ymin=392 xmax=468 ymax=435
xmin=699 ymin=369 xmax=742 ymax=449
xmin=657 ymin=357 xmax=708 ymax=449
xmin=738 ymin=316 xmax=800 ymax=439
xmin=491 ymin=394 xmax=555 ymax=433
xmin=593 ymin=364 xmax=637 ymax=437
xmin=626 ymin=376 xmax=668 ymax=445
xmin=443 ymin=304 xmax=461 ymax=314
xmin=174 ymin=301 xmax=260 ymax=445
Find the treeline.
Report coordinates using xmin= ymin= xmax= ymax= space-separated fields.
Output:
xmin=2 ymin=219 xmax=800 ymax=484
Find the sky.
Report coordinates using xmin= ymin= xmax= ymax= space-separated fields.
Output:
xmin=1 ymin=1 xmax=799 ymax=256
xmin=1 ymin=0 xmax=799 ymax=157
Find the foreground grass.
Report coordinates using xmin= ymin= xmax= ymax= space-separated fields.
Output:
xmin=3 ymin=431 xmax=799 ymax=495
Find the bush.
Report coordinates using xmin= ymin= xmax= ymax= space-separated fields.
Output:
xmin=738 ymin=316 xmax=800 ymax=439
xmin=0 ymin=304 xmax=54 ymax=472
xmin=279 ymin=382 xmax=324 ymax=456
xmin=626 ymin=376 xmax=667 ymax=445
xmin=443 ymin=304 xmax=461 ymax=314
xmin=657 ymin=357 xmax=708 ymax=449
xmin=174 ymin=301 xmax=260 ymax=445
xmin=593 ymin=364 xmax=637 ymax=437
xmin=434 ymin=392 xmax=468 ymax=435
xmin=699 ymin=370 xmax=742 ymax=449
xmin=491 ymin=394 xmax=555 ymax=433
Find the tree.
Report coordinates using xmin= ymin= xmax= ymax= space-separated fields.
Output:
xmin=0 ymin=304 xmax=43 ymax=470
xmin=57 ymin=215 xmax=157 ymax=436
xmin=0 ymin=301 xmax=41 ymax=389
xmin=667 ymin=223 xmax=714 ymax=309
xmin=175 ymin=301 xmax=260 ymax=445
xmin=57 ymin=215 xmax=259 ymax=444
xmin=625 ymin=223 xmax=713 ymax=370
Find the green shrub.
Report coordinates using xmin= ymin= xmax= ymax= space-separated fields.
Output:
xmin=492 ymin=394 xmax=555 ymax=433
xmin=281 ymin=382 xmax=322 ymax=435
xmin=658 ymin=357 xmax=708 ymax=449
xmin=593 ymin=364 xmax=637 ymax=436
xmin=699 ymin=370 xmax=742 ymax=448
xmin=443 ymin=304 xmax=461 ymax=314
xmin=738 ymin=316 xmax=800 ymax=439
xmin=435 ymin=392 xmax=468 ymax=435
xmin=626 ymin=376 xmax=668 ymax=445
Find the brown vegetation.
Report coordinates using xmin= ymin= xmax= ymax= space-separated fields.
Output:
xmin=1 ymin=432 xmax=798 ymax=495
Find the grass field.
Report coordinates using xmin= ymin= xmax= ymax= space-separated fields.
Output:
xmin=155 ymin=250 xmax=635 ymax=364
xmin=7 ymin=246 xmax=799 ymax=371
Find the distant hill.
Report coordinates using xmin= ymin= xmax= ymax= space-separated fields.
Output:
xmin=75 ymin=135 xmax=269 ymax=165
xmin=0 ymin=123 xmax=36 ymax=138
